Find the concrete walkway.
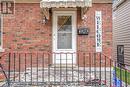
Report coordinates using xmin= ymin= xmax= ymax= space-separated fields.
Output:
xmin=1 ymin=67 xmax=111 ymax=87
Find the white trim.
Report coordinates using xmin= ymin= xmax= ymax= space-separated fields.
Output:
xmin=52 ymin=11 xmax=77 ymax=64
xmin=53 ymin=11 xmax=77 ymax=52
xmin=0 ymin=14 xmax=5 ymax=52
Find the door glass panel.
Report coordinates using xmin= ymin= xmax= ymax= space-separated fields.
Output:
xmin=58 ymin=33 xmax=72 ymax=49
xmin=58 ymin=16 xmax=72 ymax=32
xmin=57 ymin=16 xmax=72 ymax=49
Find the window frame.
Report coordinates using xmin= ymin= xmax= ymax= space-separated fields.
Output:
xmin=0 ymin=14 xmax=5 ymax=52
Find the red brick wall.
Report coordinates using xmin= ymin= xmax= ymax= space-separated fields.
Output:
xmin=77 ymin=4 xmax=112 ymax=56
xmin=1 ymin=3 xmax=112 ymax=69
xmin=3 ymin=3 xmax=52 ymax=52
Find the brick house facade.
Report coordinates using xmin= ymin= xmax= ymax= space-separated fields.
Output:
xmin=0 ymin=1 xmax=112 ymax=68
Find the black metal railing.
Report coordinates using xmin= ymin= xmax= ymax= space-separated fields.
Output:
xmin=0 ymin=51 xmax=129 ymax=87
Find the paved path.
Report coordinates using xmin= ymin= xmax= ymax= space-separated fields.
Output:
xmin=1 ymin=67 xmax=129 ymax=87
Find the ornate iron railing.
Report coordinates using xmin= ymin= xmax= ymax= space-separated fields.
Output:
xmin=0 ymin=51 xmax=129 ymax=87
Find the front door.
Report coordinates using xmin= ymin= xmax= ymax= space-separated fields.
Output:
xmin=53 ymin=11 xmax=76 ymax=65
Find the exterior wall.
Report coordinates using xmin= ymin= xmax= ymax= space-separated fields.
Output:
xmin=77 ymin=4 xmax=112 ymax=55
xmin=1 ymin=3 xmax=112 ymax=68
xmin=3 ymin=3 xmax=52 ymax=51
xmin=14 ymin=0 xmax=112 ymax=4
xmin=113 ymin=0 xmax=130 ymax=66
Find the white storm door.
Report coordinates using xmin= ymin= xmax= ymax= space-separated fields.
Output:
xmin=53 ymin=11 xmax=76 ymax=65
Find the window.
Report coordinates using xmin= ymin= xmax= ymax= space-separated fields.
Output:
xmin=0 ymin=15 xmax=3 ymax=50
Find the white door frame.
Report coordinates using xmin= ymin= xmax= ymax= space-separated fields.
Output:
xmin=52 ymin=11 xmax=77 ymax=64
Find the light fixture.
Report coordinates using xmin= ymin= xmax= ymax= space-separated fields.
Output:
xmin=42 ymin=16 xmax=48 ymax=24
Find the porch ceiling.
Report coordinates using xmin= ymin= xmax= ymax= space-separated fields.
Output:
xmin=40 ymin=0 xmax=92 ymax=8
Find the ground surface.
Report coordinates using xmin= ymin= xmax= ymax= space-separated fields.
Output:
xmin=0 ymin=67 xmax=127 ymax=87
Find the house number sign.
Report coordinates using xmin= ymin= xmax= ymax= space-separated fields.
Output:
xmin=95 ymin=11 xmax=102 ymax=52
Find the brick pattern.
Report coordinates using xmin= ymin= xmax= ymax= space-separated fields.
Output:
xmin=77 ymin=4 xmax=112 ymax=55
xmin=3 ymin=4 xmax=52 ymax=52
xmin=1 ymin=3 xmax=112 ymax=67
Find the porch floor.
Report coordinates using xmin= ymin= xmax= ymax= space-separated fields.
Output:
xmin=3 ymin=67 xmax=112 ymax=87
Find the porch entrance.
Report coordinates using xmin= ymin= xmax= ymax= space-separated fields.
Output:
xmin=52 ymin=11 xmax=77 ymax=65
